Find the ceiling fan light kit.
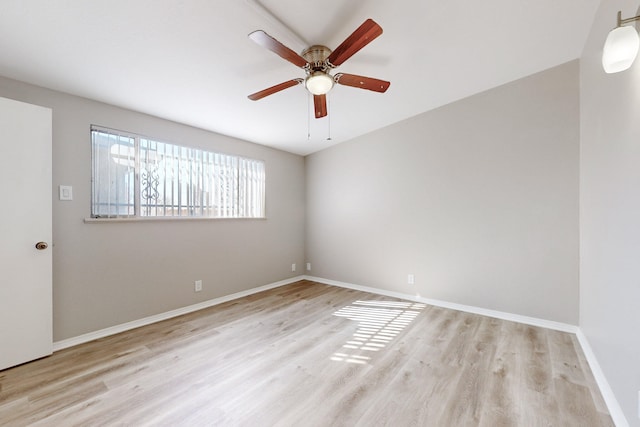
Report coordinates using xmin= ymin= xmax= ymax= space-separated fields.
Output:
xmin=247 ymin=18 xmax=390 ymax=118
xmin=305 ymin=72 xmax=334 ymax=95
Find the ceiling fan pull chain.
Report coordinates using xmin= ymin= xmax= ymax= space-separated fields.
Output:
xmin=327 ymin=95 xmax=332 ymax=141
xmin=307 ymin=92 xmax=311 ymax=141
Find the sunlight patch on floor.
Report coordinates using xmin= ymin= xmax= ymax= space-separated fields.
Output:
xmin=330 ymin=300 xmax=426 ymax=364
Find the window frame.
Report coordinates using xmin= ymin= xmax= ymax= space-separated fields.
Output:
xmin=90 ymin=125 xmax=266 ymax=220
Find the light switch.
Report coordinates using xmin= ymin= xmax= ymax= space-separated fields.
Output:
xmin=59 ymin=185 xmax=73 ymax=201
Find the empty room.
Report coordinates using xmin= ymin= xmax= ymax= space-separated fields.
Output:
xmin=0 ymin=1 xmax=638 ymax=426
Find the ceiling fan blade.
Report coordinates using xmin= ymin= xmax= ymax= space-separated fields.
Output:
xmin=326 ymin=19 xmax=383 ymax=67
xmin=314 ymin=94 xmax=327 ymax=118
xmin=248 ymin=79 xmax=303 ymax=101
xmin=249 ymin=30 xmax=308 ymax=68
xmin=335 ymin=73 xmax=390 ymax=93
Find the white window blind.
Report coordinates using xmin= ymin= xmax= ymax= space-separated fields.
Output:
xmin=91 ymin=126 xmax=265 ymax=219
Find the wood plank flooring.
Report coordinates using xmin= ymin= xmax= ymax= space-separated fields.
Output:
xmin=0 ymin=280 xmax=613 ymax=426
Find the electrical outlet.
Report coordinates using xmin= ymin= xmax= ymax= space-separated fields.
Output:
xmin=637 ymin=390 xmax=640 ymax=419
xmin=408 ymin=274 xmax=415 ymax=285
xmin=291 ymin=263 xmax=296 ymax=272
xmin=194 ymin=280 xmax=202 ymax=292
xmin=306 ymin=262 xmax=311 ymax=271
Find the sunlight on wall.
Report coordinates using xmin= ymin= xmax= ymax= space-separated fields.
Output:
xmin=330 ymin=300 xmax=426 ymax=364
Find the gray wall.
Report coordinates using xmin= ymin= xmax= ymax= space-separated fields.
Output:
xmin=0 ymin=76 xmax=306 ymax=342
xmin=306 ymin=61 xmax=580 ymax=324
xmin=580 ymin=1 xmax=640 ymax=424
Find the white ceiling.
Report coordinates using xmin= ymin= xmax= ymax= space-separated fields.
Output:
xmin=0 ymin=0 xmax=600 ymax=156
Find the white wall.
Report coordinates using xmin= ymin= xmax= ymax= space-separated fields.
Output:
xmin=0 ymin=76 xmax=306 ymax=342
xmin=580 ymin=1 xmax=640 ymax=425
xmin=306 ymin=61 xmax=580 ymax=324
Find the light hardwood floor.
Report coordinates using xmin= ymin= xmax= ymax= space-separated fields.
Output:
xmin=0 ymin=280 xmax=613 ymax=426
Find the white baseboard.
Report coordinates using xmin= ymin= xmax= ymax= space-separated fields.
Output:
xmin=52 ymin=276 xmax=306 ymax=352
xmin=303 ymin=275 xmax=578 ymax=333
xmin=575 ymin=329 xmax=629 ymax=427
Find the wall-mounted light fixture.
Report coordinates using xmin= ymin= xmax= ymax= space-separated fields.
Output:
xmin=603 ymin=11 xmax=640 ymax=73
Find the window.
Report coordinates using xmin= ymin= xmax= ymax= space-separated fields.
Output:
xmin=91 ymin=126 xmax=265 ymax=219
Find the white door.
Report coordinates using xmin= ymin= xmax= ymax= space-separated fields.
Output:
xmin=0 ymin=96 xmax=52 ymax=370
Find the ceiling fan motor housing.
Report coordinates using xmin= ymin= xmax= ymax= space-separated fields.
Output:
xmin=302 ymin=45 xmax=333 ymax=72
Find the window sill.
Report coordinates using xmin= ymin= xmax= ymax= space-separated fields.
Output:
xmin=84 ymin=216 xmax=267 ymax=223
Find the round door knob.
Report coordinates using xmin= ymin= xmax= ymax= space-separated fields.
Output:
xmin=35 ymin=242 xmax=48 ymax=250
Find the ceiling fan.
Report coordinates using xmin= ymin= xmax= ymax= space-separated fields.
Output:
xmin=247 ymin=18 xmax=390 ymax=118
